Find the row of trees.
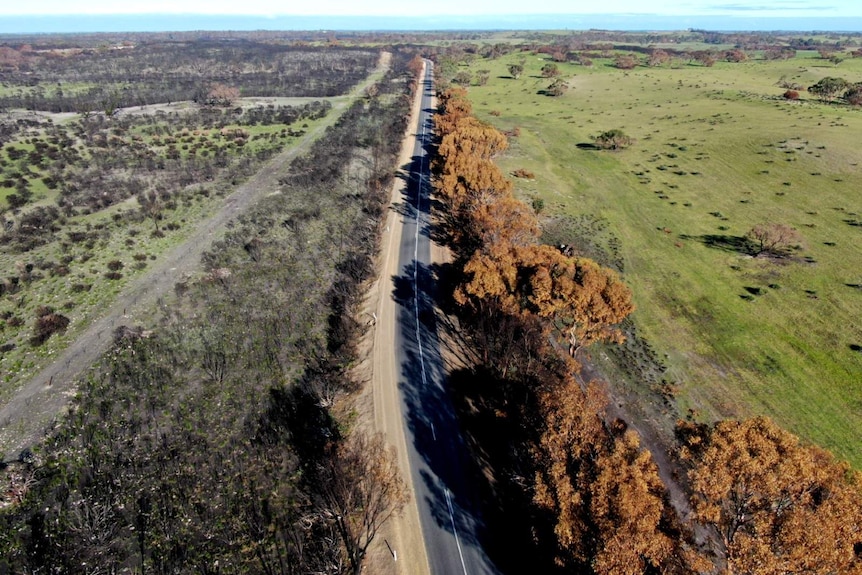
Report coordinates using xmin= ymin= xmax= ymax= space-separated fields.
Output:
xmin=433 ymin=88 xmax=862 ymax=573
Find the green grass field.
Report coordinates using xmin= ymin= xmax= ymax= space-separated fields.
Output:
xmin=460 ymin=51 xmax=862 ymax=466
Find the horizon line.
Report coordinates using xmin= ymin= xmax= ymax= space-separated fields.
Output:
xmin=2 ymin=13 xmax=862 ymax=35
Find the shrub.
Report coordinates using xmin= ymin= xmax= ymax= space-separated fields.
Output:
xmin=783 ymin=90 xmax=800 ymax=100
xmin=594 ymin=129 xmax=634 ymax=150
xmin=31 ymin=310 xmax=70 ymax=345
xmin=107 ymin=260 xmax=124 ymax=271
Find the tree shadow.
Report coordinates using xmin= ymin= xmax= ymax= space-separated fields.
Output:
xmin=391 ymin=258 xmax=552 ymax=573
xmin=576 ymin=142 xmax=600 ymax=150
xmin=447 ymin=365 xmax=556 ymax=573
xmin=391 ymin=259 xmax=508 ymax=573
xmin=679 ymin=233 xmax=754 ymax=254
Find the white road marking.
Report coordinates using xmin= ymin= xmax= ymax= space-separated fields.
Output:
xmin=414 ymin=115 xmax=428 ymax=387
xmin=445 ymin=488 xmax=469 ymax=575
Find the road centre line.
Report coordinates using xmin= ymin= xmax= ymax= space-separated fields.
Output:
xmin=445 ymin=488 xmax=469 ymax=575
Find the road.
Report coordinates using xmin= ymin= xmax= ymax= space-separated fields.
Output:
xmin=375 ymin=60 xmax=501 ymax=575
xmin=0 ymin=53 xmax=392 ymax=461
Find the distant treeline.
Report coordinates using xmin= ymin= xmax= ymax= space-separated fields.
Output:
xmin=0 ymin=41 xmax=378 ymax=112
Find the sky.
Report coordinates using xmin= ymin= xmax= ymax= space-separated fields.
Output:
xmin=2 ymin=0 xmax=862 ymax=33
xmin=1 ymin=0 xmax=860 ymax=18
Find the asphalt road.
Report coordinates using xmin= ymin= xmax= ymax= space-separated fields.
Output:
xmin=392 ymin=61 xmax=500 ymax=575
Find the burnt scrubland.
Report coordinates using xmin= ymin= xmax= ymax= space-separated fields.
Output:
xmin=0 ymin=39 xmax=377 ymax=112
xmin=0 ymin=39 xmax=379 ymax=405
xmin=0 ymin=41 xmax=423 ymax=572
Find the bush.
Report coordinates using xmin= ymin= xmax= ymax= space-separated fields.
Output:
xmin=783 ymin=90 xmax=800 ymax=100
xmin=31 ymin=311 xmax=70 ymax=345
xmin=594 ymin=129 xmax=634 ymax=150
xmin=107 ymin=260 xmax=124 ymax=271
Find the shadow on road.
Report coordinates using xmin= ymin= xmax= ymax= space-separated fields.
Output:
xmin=391 ymin=259 xmax=554 ymax=574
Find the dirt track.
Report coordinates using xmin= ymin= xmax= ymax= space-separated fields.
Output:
xmin=0 ymin=53 xmax=391 ymax=461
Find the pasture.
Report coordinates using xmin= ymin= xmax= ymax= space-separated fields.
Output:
xmin=461 ymin=49 xmax=862 ymax=466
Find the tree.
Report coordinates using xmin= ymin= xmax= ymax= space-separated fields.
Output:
xmin=808 ymin=77 xmax=849 ymax=101
xmin=764 ymin=48 xmax=790 ymax=61
xmin=845 ymin=84 xmax=862 ymax=106
xmin=541 ymin=63 xmax=561 ymax=78
xmin=31 ymin=307 xmax=70 ymax=345
xmin=693 ymin=50 xmax=718 ymax=67
xmin=688 ymin=417 xmax=862 ymax=575
xmin=647 ymin=49 xmax=670 ymax=67
xmin=508 ymin=63 xmax=524 ymax=79
xmin=137 ymin=189 xmax=163 ymax=231
xmin=534 ymin=381 xmax=699 ymax=574
xmin=725 ymin=49 xmax=748 ymax=63
xmin=745 ymin=223 xmax=803 ymax=257
xmin=453 ymin=70 xmax=473 ymax=86
xmin=456 ymin=244 xmax=634 ymax=356
xmin=314 ymin=432 xmax=408 ymax=575
xmin=594 ymin=128 xmax=634 ymax=150
xmin=205 ymin=83 xmax=240 ymax=107
xmin=545 ymin=79 xmax=568 ymax=97
xmin=614 ymin=53 xmax=640 ymax=70
xmin=407 ymin=54 xmax=424 ymax=77
xmin=591 ymin=432 xmax=678 ymax=575
xmin=467 ymin=195 xmax=539 ymax=254
xmin=434 ymin=87 xmax=473 ymax=136
xmin=517 ymin=248 xmax=635 ymax=355
xmin=533 ymin=377 xmax=609 ymax=566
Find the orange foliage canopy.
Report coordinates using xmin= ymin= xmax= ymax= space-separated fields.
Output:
xmin=689 ymin=416 xmax=862 ymax=575
xmin=533 ymin=378 xmax=695 ymax=573
xmin=456 ymin=243 xmax=634 ymax=354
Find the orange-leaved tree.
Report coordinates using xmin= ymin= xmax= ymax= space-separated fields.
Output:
xmin=533 ymin=376 xmax=609 ymax=566
xmin=591 ymin=431 xmax=688 ymax=575
xmin=515 ymin=246 xmax=635 ymax=356
xmin=434 ymin=87 xmax=473 ymax=136
xmin=688 ymin=416 xmax=862 ymax=575
xmin=455 ymin=244 xmax=634 ymax=356
xmin=533 ymin=379 xmax=694 ymax=573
